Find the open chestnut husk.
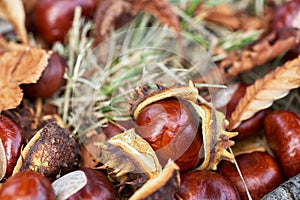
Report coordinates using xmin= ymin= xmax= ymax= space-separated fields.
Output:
xmin=12 ymin=122 xmax=80 ymax=181
xmin=0 ymin=170 xmax=55 ymax=200
xmin=176 ymin=170 xmax=240 ymax=200
xmin=264 ymin=110 xmax=300 ymax=178
xmin=218 ymin=151 xmax=284 ymax=200
xmin=131 ymin=81 xmax=237 ymax=171
xmin=0 ymin=114 xmax=24 ymax=178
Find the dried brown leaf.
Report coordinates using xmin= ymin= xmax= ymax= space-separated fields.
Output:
xmin=200 ymin=3 xmax=273 ymax=31
xmin=195 ymin=30 xmax=300 ymax=85
xmin=228 ymin=56 xmax=300 ymax=130
xmin=0 ymin=43 xmax=49 ymax=112
xmin=0 ymin=0 xmax=28 ymax=43
xmin=93 ymin=0 xmax=180 ymax=45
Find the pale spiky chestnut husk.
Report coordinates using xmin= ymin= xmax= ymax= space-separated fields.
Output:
xmin=131 ymin=81 xmax=237 ymax=171
xmin=95 ymin=128 xmax=161 ymax=187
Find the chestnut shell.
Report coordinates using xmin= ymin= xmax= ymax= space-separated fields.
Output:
xmin=13 ymin=122 xmax=80 ymax=181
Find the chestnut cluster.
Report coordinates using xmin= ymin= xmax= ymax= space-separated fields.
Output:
xmin=0 ymin=116 xmax=118 ymax=199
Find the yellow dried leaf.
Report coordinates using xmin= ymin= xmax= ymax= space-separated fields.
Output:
xmin=0 ymin=0 xmax=28 ymax=44
xmin=229 ymin=56 xmax=300 ymax=130
xmin=0 ymin=43 xmax=49 ymax=112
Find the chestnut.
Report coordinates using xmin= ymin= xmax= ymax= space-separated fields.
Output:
xmin=176 ymin=170 xmax=240 ymax=200
xmin=102 ymin=121 xmax=124 ymax=139
xmin=0 ymin=114 xmax=23 ymax=178
xmin=135 ymin=98 xmax=202 ymax=171
xmin=218 ymin=151 xmax=284 ymax=200
xmin=22 ymin=52 xmax=66 ymax=98
xmin=264 ymin=110 xmax=300 ymax=178
xmin=220 ymin=83 xmax=267 ymax=140
xmin=66 ymin=168 xmax=118 ymax=200
xmin=31 ymin=0 xmax=97 ymax=44
xmin=0 ymin=170 xmax=55 ymax=200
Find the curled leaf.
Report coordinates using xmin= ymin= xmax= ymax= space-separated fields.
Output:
xmin=0 ymin=0 xmax=28 ymax=43
xmin=0 ymin=42 xmax=50 ymax=112
xmin=229 ymin=56 xmax=300 ymax=130
xmin=93 ymin=0 xmax=180 ymax=45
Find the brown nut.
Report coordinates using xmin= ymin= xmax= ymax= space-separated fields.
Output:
xmin=135 ymin=98 xmax=203 ymax=171
xmin=13 ymin=122 xmax=80 ymax=181
xmin=218 ymin=151 xmax=284 ymax=200
xmin=264 ymin=110 xmax=300 ymax=178
xmin=31 ymin=0 xmax=97 ymax=44
xmin=67 ymin=168 xmax=118 ymax=200
xmin=0 ymin=114 xmax=23 ymax=178
xmin=22 ymin=52 xmax=66 ymax=98
xmin=176 ymin=170 xmax=240 ymax=200
xmin=0 ymin=170 xmax=55 ymax=200
xmin=52 ymin=168 xmax=118 ymax=200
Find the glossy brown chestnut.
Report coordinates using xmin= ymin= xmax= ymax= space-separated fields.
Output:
xmin=218 ymin=151 xmax=284 ymax=200
xmin=135 ymin=98 xmax=202 ymax=171
xmin=102 ymin=121 xmax=124 ymax=139
xmin=264 ymin=110 xmax=300 ymax=178
xmin=176 ymin=170 xmax=240 ymax=200
xmin=22 ymin=52 xmax=66 ymax=98
xmin=225 ymin=83 xmax=267 ymax=140
xmin=0 ymin=171 xmax=55 ymax=200
xmin=0 ymin=115 xmax=23 ymax=178
xmin=31 ymin=0 xmax=97 ymax=44
xmin=67 ymin=168 xmax=118 ymax=200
